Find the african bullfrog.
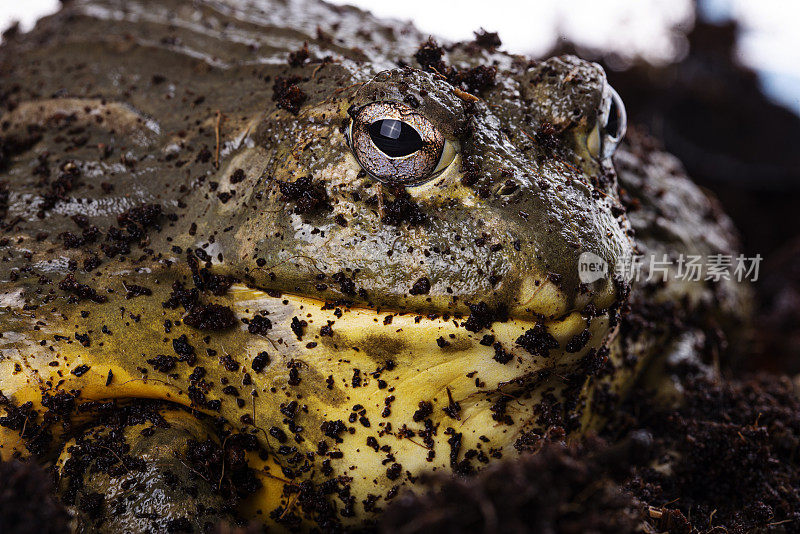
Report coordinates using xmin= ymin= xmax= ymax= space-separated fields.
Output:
xmin=0 ymin=0 xmax=749 ymax=531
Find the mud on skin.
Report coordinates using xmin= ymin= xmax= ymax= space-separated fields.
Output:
xmin=0 ymin=0 xmax=749 ymax=531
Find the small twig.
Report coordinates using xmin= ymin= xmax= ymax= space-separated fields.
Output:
xmin=214 ymin=110 xmax=224 ymax=169
xmin=19 ymin=414 xmax=29 ymax=438
xmin=333 ymin=82 xmax=364 ymax=95
xmin=99 ymin=444 xmax=129 ymax=473
xmin=263 ymin=471 xmax=295 ymax=485
xmin=377 ymin=183 xmax=385 ymax=221
xmin=452 ymin=87 xmax=479 ymax=103
xmin=3 ymin=216 xmax=23 ymax=232
xmin=178 ymin=457 xmax=210 ymax=482
xmin=279 ymin=491 xmax=301 ymax=520
xmin=218 ymin=434 xmax=231 ymax=489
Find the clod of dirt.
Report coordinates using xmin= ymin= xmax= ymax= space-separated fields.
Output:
xmin=277 ymin=176 xmax=331 ymax=215
xmin=0 ymin=459 xmax=70 ymax=534
xmin=183 ymin=303 xmax=237 ymax=331
xmin=272 ymin=76 xmax=308 ymax=115
xmin=382 ymin=190 xmax=427 ymax=226
xmin=380 ymin=440 xmax=640 ymax=533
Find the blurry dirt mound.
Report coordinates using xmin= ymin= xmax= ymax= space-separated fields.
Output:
xmin=754 ymin=236 xmax=800 ymax=373
xmin=617 ymin=374 xmax=800 ymax=533
xmin=0 ymin=459 xmax=70 ymax=534
xmin=381 ymin=372 xmax=800 ymax=534
xmin=380 ymin=438 xmax=642 ymax=534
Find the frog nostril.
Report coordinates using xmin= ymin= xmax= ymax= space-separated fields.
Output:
xmin=496 ymin=179 xmax=519 ymax=196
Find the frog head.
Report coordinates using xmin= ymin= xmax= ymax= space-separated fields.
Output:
xmin=203 ymin=56 xmax=631 ymax=324
xmin=175 ymin=54 xmax=634 ymax=511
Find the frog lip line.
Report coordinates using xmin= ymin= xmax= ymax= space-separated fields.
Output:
xmin=239 ymin=259 xmax=608 ymax=324
xmin=226 ymin=284 xmax=591 ymax=338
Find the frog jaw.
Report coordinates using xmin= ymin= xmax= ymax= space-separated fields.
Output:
xmin=0 ymin=273 xmax=615 ymax=525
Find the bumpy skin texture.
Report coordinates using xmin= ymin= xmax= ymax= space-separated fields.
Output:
xmin=0 ymin=0 xmax=747 ymax=530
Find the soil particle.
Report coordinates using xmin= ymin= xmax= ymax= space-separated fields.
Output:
xmin=492 ymin=342 xmax=513 ymax=364
xmin=565 ymin=329 xmax=591 ymax=353
xmin=183 ymin=303 xmax=237 ymax=331
xmin=452 ymin=65 xmax=497 ymax=94
xmin=147 ymin=354 xmax=177 ymax=373
xmin=331 ymin=272 xmax=356 ymax=295
xmin=414 ymin=38 xmax=447 ymax=74
xmin=408 ymin=277 xmax=431 ymax=296
xmin=277 ymin=176 xmax=331 ymax=214
xmin=71 ymin=364 xmax=90 ymax=377
xmin=463 ymin=301 xmax=508 ymax=333
xmin=288 ymin=42 xmax=310 ymax=67
xmin=472 ymin=29 xmax=502 ymax=51
xmin=247 ymin=314 xmax=273 ymax=336
xmin=413 ymin=38 xmax=496 ymax=94
xmin=251 ymin=351 xmax=270 ymax=373
xmin=412 ymin=401 xmax=433 ymax=423
xmin=320 ymin=419 xmax=347 ymax=443
xmin=272 ymin=76 xmax=308 ymax=115
xmin=58 ymin=274 xmax=107 ymax=303
xmin=39 ymin=160 xmax=80 ymax=214
xmin=124 ymin=283 xmax=152 ymax=299
xmin=172 ymin=334 xmax=196 ymax=365
xmin=516 ymin=323 xmax=560 ymax=357
xmin=101 ymin=203 xmax=164 ymax=258
xmin=117 ymin=203 xmax=162 ymax=232
xmin=290 ymin=316 xmax=307 ymax=340
xmin=163 ymin=281 xmax=200 ymax=310
xmin=381 ymin=190 xmax=427 ymax=226
xmin=0 ymin=394 xmax=53 ymax=456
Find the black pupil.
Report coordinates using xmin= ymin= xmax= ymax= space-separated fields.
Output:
xmin=605 ymin=97 xmax=621 ymax=139
xmin=368 ymin=119 xmax=423 ymax=158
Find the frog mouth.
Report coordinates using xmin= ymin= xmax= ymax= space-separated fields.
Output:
xmin=228 ymin=284 xmax=612 ymax=391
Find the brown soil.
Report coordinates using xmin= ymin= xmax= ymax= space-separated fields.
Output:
xmin=380 ymin=370 xmax=800 ymax=534
xmin=0 ymin=459 xmax=70 ymax=534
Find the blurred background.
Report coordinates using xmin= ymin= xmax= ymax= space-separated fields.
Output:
xmin=3 ymin=0 xmax=799 ymax=365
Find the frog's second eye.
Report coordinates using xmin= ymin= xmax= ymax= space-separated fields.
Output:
xmin=349 ymin=102 xmax=456 ymax=186
xmin=587 ymin=85 xmax=627 ymax=160
xmin=603 ymin=87 xmax=626 ymax=150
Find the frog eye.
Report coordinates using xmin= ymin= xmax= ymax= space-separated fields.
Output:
xmin=587 ymin=85 xmax=627 ymax=160
xmin=348 ymin=102 xmax=457 ymax=186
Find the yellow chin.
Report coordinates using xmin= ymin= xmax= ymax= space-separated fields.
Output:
xmin=0 ymin=283 xmax=616 ymax=526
